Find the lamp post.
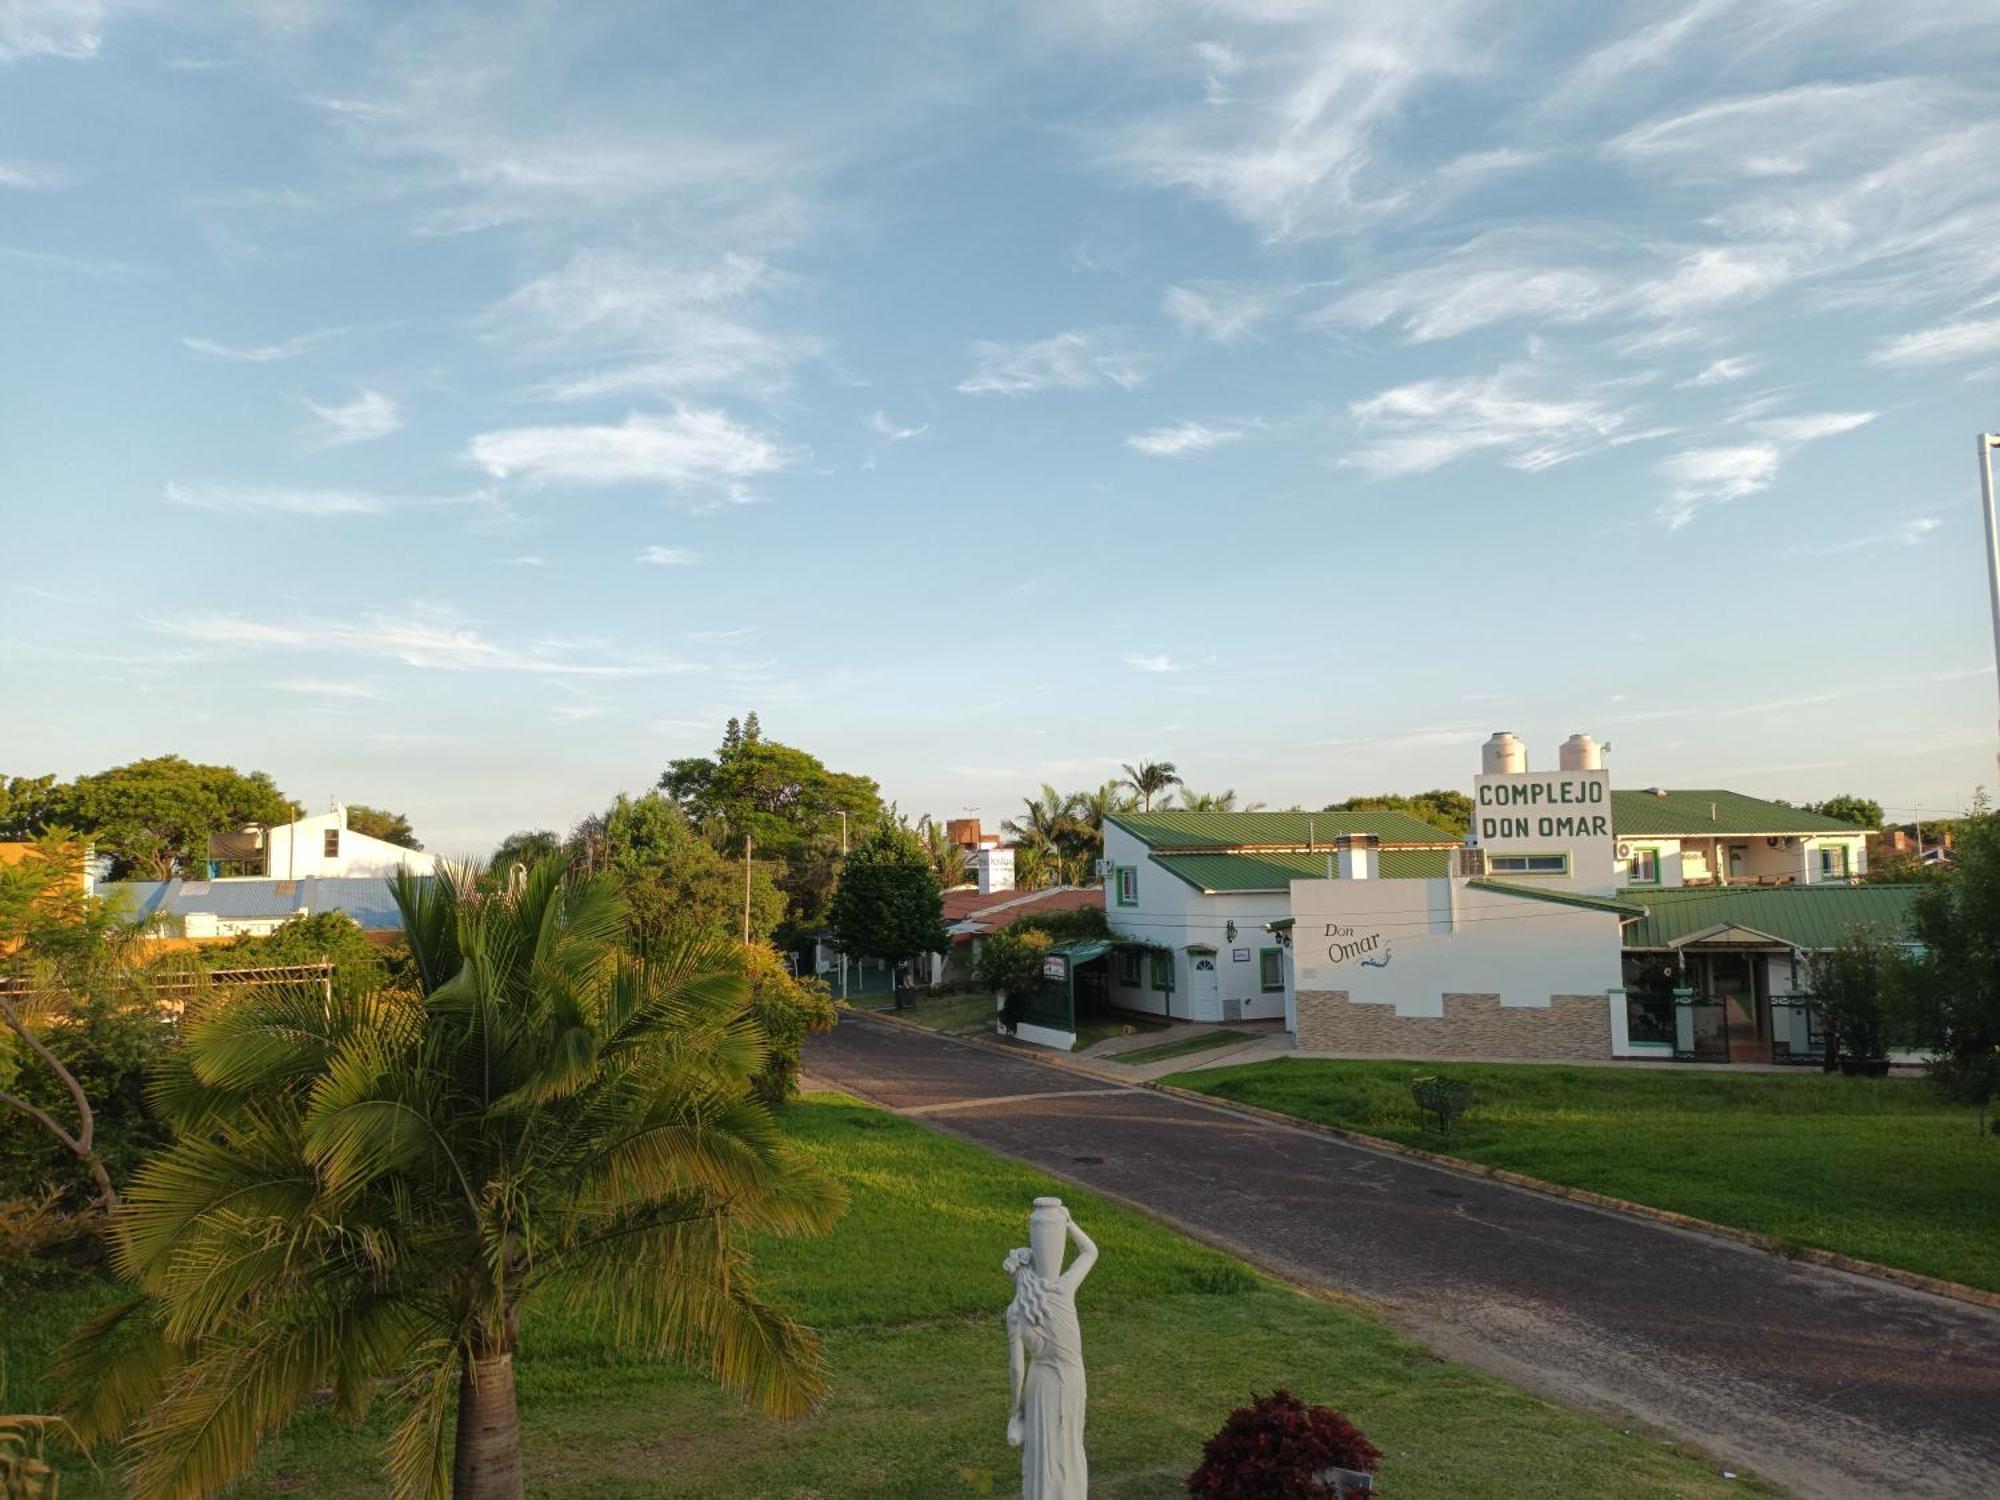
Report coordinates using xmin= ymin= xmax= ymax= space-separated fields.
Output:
xmin=1980 ymin=435 xmax=2000 ymax=777
xmin=835 ymin=810 xmax=849 ymax=1001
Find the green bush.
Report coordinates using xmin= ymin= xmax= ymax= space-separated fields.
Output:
xmin=738 ymin=942 xmax=836 ymax=1109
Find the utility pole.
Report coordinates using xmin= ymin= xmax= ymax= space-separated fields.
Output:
xmin=742 ymin=835 xmax=753 ymax=943
xmin=836 ymin=810 xmax=849 ymax=1001
xmin=1980 ymin=435 xmax=2000 ymax=778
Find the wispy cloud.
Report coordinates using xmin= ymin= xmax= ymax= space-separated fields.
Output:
xmin=153 ymin=606 xmax=704 ymax=678
xmin=181 ymin=328 xmax=346 ymax=363
xmin=1790 ymin=516 xmax=1942 ymax=558
xmin=636 ymin=545 xmax=700 ymax=566
xmin=0 ymin=160 xmax=57 ymax=189
xmin=957 ymin=329 xmax=1155 ymax=395
xmin=0 ymin=0 xmax=107 ymax=62
xmin=466 ymin=406 xmax=797 ymax=502
xmin=275 ymin=677 xmax=384 ymax=701
xmin=1125 ymin=422 xmax=1243 ymax=459
xmin=864 ymin=410 xmax=927 ymax=441
xmin=1654 ymin=410 xmax=1875 ymax=527
xmin=1123 ymin=652 xmax=1181 ymax=673
xmin=1345 ymin=361 xmax=1641 ymax=478
xmin=498 ymin=555 xmax=545 ymax=567
xmin=303 ymin=388 xmax=402 ymax=447
xmin=163 ymin=481 xmax=387 ymax=517
xmin=1162 ymin=282 xmax=1279 ymax=344
xmin=1872 ymin=316 xmax=2000 ymax=368
xmin=1677 ymin=355 xmax=1759 ymax=388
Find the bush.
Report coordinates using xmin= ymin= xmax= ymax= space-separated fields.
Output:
xmin=1186 ymin=1387 xmax=1381 ymax=1499
xmin=738 ymin=942 xmax=836 ymax=1109
xmin=0 ymin=1192 xmax=100 ymax=1285
xmin=972 ymin=927 xmax=1054 ymax=998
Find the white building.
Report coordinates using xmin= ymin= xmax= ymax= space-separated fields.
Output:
xmin=214 ymin=805 xmax=439 ymax=881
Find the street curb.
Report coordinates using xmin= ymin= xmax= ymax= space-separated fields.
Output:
xmin=839 ymin=1005 xmax=2000 ymax=1317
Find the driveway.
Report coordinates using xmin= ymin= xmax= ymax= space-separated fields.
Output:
xmin=804 ymin=1014 xmax=2000 ymax=1499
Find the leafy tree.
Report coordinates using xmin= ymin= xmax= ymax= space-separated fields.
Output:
xmin=916 ymin=817 xmax=970 ymax=890
xmin=1173 ymin=789 xmax=1265 ymax=813
xmin=1807 ymin=926 xmax=1895 ymax=1067
xmin=1892 ymin=798 xmax=2000 ymax=1131
xmin=735 ymin=941 xmax=836 ymax=1109
xmin=345 ymin=805 xmax=422 ymax=850
xmin=1324 ymin=790 xmax=1473 ymax=839
xmin=1012 ymin=844 xmax=1052 ymax=893
xmin=826 ymin=826 xmax=947 ymax=977
xmin=1 ymin=757 xmax=297 ymax=880
xmin=1811 ymin=794 xmax=1883 ymax=830
xmin=55 ymin=860 xmax=844 ymax=1499
xmin=659 ymin=720 xmax=884 ymax=936
xmin=572 ymin=793 xmax=786 ymax=944
xmin=196 ymin=912 xmax=392 ymax=994
xmin=489 ymin=830 xmax=561 ymax=873
xmin=971 ymin=926 xmax=1054 ymax=998
xmin=1119 ymin=760 xmax=1180 ymax=813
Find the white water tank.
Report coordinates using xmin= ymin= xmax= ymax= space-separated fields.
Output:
xmin=1481 ymin=731 xmax=1526 ymax=775
xmin=1558 ymin=733 xmax=1603 ymax=771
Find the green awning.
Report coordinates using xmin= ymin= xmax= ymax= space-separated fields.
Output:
xmin=1049 ymin=938 xmax=1113 ymax=964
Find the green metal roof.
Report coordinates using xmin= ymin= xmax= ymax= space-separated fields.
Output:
xmin=1619 ymin=884 xmax=1922 ymax=950
xmin=1611 ymin=790 xmax=1872 ymax=838
xmin=1048 ymin=937 xmax=1114 ymax=964
xmin=1149 ymin=848 xmax=1452 ymax=893
xmin=1110 ymin=809 xmax=1458 ymax=850
xmin=1467 ymin=880 xmax=1646 ymax=917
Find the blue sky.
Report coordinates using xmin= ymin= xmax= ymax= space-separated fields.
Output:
xmin=5 ymin=0 xmax=2000 ymax=854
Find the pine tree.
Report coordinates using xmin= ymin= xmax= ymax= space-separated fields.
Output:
xmin=723 ymin=717 xmax=743 ymax=750
xmin=744 ymin=710 xmax=762 ymax=743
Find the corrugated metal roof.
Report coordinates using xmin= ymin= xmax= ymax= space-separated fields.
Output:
xmin=1110 ymin=810 xmax=1458 ymax=850
xmin=99 ymin=876 xmax=416 ymax=932
xmin=1620 ymin=884 xmax=1922 ymax=950
xmin=1150 ymin=848 xmax=1451 ymax=893
xmin=1611 ymin=790 xmax=1871 ymax=838
xmin=1467 ymin=879 xmax=1645 ymax=917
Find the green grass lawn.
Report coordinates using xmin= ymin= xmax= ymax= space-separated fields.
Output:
xmin=850 ymin=990 xmax=999 ymax=1035
xmin=3 ymin=1093 xmax=1768 ymax=1498
xmin=1073 ymin=1013 xmax=1169 ymax=1050
xmin=1106 ymin=1029 xmax=1252 ymax=1066
xmin=1166 ymin=1057 xmax=2000 ymax=1291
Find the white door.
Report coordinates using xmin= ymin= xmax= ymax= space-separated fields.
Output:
xmin=1189 ymin=950 xmax=1221 ymax=1022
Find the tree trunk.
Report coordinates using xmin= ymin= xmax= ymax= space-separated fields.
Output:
xmin=452 ymin=1349 xmax=524 ymax=1500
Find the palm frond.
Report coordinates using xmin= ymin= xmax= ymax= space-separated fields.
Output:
xmin=46 ymin=1296 xmax=178 ymax=1448
xmin=382 ymin=1344 xmax=458 ymax=1500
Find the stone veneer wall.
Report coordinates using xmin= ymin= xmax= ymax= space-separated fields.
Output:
xmin=1294 ymin=991 xmax=1612 ymax=1061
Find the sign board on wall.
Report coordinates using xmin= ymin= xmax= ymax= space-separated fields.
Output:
xmin=1041 ymin=956 xmax=1067 ymax=980
xmin=1470 ymin=768 xmax=1616 ymax=893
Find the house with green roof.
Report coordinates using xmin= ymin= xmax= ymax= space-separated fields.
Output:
xmin=1606 ymin=788 xmax=1872 ymax=890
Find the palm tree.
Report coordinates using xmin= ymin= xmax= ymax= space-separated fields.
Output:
xmin=1118 ymin=761 xmax=1181 ymax=813
xmin=916 ymin=817 xmax=970 ymax=890
xmin=1012 ymin=843 xmax=1052 ymax=892
xmin=1002 ymin=785 xmax=1084 ymax=856
xmin=1173 ymin=789 xmax=1266 ymax=813
xmin=55 ymin=859 xmax=843 ymax=1500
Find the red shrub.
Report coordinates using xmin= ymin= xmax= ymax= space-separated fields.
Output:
xmin=1186 ymin=1387 xmax=1382 ymax=1499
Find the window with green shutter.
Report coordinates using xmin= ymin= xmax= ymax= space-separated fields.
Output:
xmin=1150 ymin=950 xmax=1174 ymax=992
xmin=1116 ymin=950 xmax=1141 ymax=986
xmin=1258 ymin=948 xmax=1284 ymax=993
xmin=1115 ymin=866 xmax=1138 ymax=906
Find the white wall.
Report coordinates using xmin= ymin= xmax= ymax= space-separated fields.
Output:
xmin=1289 ymin=876 xmax=1623 ymax=1018
xmin=263 ymin=809 xmax=439 ymax=880
xmin=1470 ymin=768 xmax=1616 ymax=894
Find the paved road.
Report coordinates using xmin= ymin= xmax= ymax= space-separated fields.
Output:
xmin=805 ymin=1015 xmax=2000 ymax=1499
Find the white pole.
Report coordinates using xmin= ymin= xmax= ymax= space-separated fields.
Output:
xmin=837 ymin=811 xmax=849 ymax=1001
xmin=1981 ymin=434 xmax=2000 ymax=778
xmin=742 ymin=835 xmax=753 ymax=943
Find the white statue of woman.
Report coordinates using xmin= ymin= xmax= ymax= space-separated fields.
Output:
xmin=1003 ymin=1195 xmax=1098 ymax=1500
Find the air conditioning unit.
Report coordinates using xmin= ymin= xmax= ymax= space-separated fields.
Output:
xmin=1092 ymin=858 xmax=1114 ymax=878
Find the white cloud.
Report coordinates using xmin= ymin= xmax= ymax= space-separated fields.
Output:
xmin=1123 ymin=652 xmax=1181 ymax=673
xmin=1872 ymin=316 xmax=2000 ymax=368
xmin=1345 ymin=363 xmax=1637 ymax=478
xmin=957 ymin=329 xmax=1155 ymax=395
xmin=1791 ymin=515 xmax=1942 ymax=557
xmin=163 ymin=481 xmax=387 ymax=517
xmin=636 ymin=545 xmax=700 ymax=566
xmin=482 ymin=249 xmax=819 ymax=402
xmin=1325 ymin=246 xmax=1616 ymax=344
xmin=865 ymin=410 xmax=927 ymax=441
xmin=275 ymin=677 xmax=384 ymax=700
xmin=1125 ymin=422 xmax=1243 ymax=458
xmin=1677 ymin=355 xmax=1759 ymax=388
xmin=0 ymin=0 xmax=106 ymax=62
xmin=154 ymin=606 xmax=703 ymax=678
xmin=466 ymin=406 xmax=796 ymax=500
xmin=0 ymin=160 xmax=56 ymax=188
xmin=303 ymin=388 xmax=402 ymax=447
xmin=181 ymin=328 xmax=345 ymax=363
xmin=1162 ymin=282 xmax=1278 ymax=344
xmin=549 ymin=704 xmax=605 ymax=723
xmin=1605 ymin=79 xmax=1948 ymax=183
xmin=1655 ymin=409 xmax=1875 ymax=527
xmin=498 ymin=555 xmax=545 ymax=567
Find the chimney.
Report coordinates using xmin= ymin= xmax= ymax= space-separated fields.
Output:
xmin=1334 ymin=833 xmax=1379 ymax=881
xmin=976 ymin=847 xmax=1015 ymax=895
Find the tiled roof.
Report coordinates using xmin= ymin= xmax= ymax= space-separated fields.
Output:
xmin=1611 ymin=790 xmax=1872 ymax=838
xmin=1109 ymin=810 xmax=1460 ymax=850
xmin=1148 ymin=848 xmax=1452 ymax=893
xmin=1619 ymin=883 xmax=1923 ymax=950
xmin=99 ymin=876 xmax=415 ymax=932
xmin=948 ymin=886 xmax=1102 ymax=936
